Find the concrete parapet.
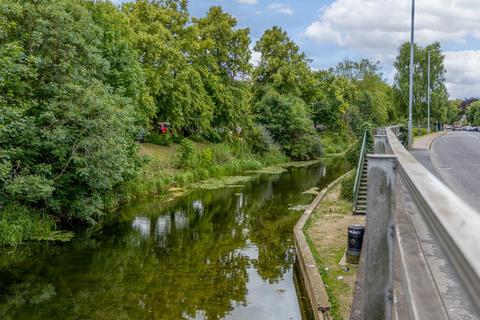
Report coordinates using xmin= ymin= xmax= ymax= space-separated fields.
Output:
xmin=364 ymin=154 xmax=397 ymax=319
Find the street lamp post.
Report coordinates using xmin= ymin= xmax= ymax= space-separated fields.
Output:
xmin=408 ymin=0 xmax=415 ymax=147
xmin=427 ymin=50 xmax=431 ymax=134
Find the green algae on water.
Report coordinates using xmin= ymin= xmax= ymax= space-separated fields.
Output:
xmin=190 ymin=175 xmax=253 ymax=189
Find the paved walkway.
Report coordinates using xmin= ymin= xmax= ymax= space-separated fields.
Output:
xmin=410 ymin=132 xmax=446 ymax=182
xmin=411 ymin=131 xmax=445 ymax=150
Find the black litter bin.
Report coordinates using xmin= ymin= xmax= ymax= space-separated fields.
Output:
xmin=346 ymin=224 xmax=365 ymax=264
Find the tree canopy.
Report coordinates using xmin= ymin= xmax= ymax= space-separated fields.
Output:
xmin=0 ymin=0 xmax=398 ymax=240
xmin=0 ymin=0 xmax=146 ymax=222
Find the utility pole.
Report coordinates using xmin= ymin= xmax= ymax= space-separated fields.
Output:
xmin=408 ymin=0 xmax=415 ymax=148
xmin=427 ymin=50 xmax=431 ymax=134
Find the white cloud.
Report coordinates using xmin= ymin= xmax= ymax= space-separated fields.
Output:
xmin=267 ymin=4 xmax=294 ymax=16
xmin=305 ymin=0 xmax=480 ymax=61
xmin=305 ymin=0 xmax=480 ymax=97
xmin=236 ymin=0 xmax=258 ymax=4
xmin=305 ymin=21 xmax=344 ymax=45
xmin=445 ymin=50 xmax=480 ymax=98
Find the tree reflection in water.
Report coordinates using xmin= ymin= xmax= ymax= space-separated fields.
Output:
xmin=0 ymin=160 xmax=348 ymax=320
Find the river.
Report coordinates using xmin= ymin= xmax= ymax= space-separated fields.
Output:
xmin=0 ymin=159 xmax=348 ymax=320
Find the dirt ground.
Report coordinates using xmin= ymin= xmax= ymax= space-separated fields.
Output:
xmin=305 ymin=181 xmax=365 ymax=320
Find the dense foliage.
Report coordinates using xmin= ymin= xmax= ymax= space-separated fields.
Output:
xmin=0 ymin=0 xmax=396 ymax=244
xmin=0 ymin=0 xmax=147 ymax=225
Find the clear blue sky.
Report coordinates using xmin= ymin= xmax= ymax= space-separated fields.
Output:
xmin=114 ymin=0 xmax=480 ymax=98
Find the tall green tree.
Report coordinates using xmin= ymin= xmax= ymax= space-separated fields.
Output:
xmin=310 ymin=70 xmax=358 ymax=134
xmin=87 ymin=0 xmax=155 ymax=126
xmin=123 ymin=0 xmax=214 ymax=134
xmin=393 ymin=42 xmax=449 ymax=125
xmin=334 ymin=59 xmax=392 ymax=127
xmin=252 ymin=27 xmax=321 ymax=159
xmin=252 ymin=26 xmax=315 ymax=104
xmin=190 ymin=6 xmax=252 ymax=130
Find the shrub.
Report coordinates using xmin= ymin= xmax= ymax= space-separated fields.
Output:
xmin=412 ymin=128 xmax=427 ymax=137
xmin=203 ymin=128 xmax=233 ymax=143
xmin=177 ymin=139 xmax=196 ymax=169
xmin=255 ymin=90 xmax=323 ymax=160
xmin=320 ymin=132 xmax=353 ymax=154
xmin=340 ymin=171 xmax=356 ymax=201
xmin=288 ymin=134 xmax=323 ymax=160
xmin=200 ymin=148 xmax=213 ymax=166
xmin=245 ymin=124 xmax=278 ymax=155
xmin=345 ymin=142 xmax=360 ymax=168
xmin=146 ymin=131 xmax=172 ymax=146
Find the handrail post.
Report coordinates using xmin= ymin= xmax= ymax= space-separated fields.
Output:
xmin=364 ymin=154 xmax=397 ymax=320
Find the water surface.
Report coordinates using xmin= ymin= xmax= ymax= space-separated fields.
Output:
xmin=0 ymin=160 xmax=347 ymax=320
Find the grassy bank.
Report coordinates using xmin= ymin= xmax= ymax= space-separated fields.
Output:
xmin=105 ymin=140 xmax=287 ymax=209
xmin=0 ymin=205 xmax=73 ymax=247
xmin=304 ymin=174 xmax=365 ymax=320
xmin=0 ymin=140 xmax=286 ymax=247
xmin=320 ymin=132 xmax=355 ymax=155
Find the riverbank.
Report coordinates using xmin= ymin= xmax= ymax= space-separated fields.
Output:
xmin=303 ymin=172 xmax=365 ymax=320
xmin=0 ymin=137 xmax=346 ymax=247
xmin=0 ymin=141 xmax=287 ymax=247
xmin=106 ymin=141 xmax=288 ymax=208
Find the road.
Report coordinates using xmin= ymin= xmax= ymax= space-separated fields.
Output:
xmin=430 ymin=131 xmax=480 ymax=211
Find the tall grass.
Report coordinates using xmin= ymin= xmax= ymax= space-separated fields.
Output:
xmin=107 ymin=140 xmax=287 ymax=208
xmin=320 ymin=132 xmax=354 ymax=155
xmin=0 ymin=205 xmax=72 ymax=246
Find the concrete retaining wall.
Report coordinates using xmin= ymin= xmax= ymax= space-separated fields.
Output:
xmin=294 ymin=171 xmax=352 ymax=320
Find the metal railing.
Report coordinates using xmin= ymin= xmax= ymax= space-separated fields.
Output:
xmin=385 ymin=126 xmax=480 ymax=314
xmin=352 ymin=130 xmax=368 ymax=212
xmin=352 ymin=125 xmax=480 ymax=319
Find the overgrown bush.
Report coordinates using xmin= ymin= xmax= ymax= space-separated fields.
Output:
xmin=345 ymin=127 xmax=374 ymax=167
xmin=146 ymin=132 xmax=172 ymax=146
xmin=177 ymin=139 xmax=196 ymax=169
xmin=412 ymin=128 xmax=427 ymax=137
xmin=288 ymin=134 xmax=323 ymax=160
xmin=320 ymin=133 xmax=353 ymax=154
xmin=245 ymin=124 xmax=279 ymax=155
xmin=345 ymin=142 xmax=360 ymax=167
xmin=340 ymin=171 xmax=356 ymax=201
xmin=255 ymin=90 xmax=323 ymax=160
xmin=202 ymin=129 xmax=223 ymax=143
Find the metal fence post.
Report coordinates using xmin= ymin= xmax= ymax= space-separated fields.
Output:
xmin=364 ymin=154 xmax=397 ymax=319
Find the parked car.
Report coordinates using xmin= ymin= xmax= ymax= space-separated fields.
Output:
xmin=453 ymin=123 xmax=462 ymax=131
